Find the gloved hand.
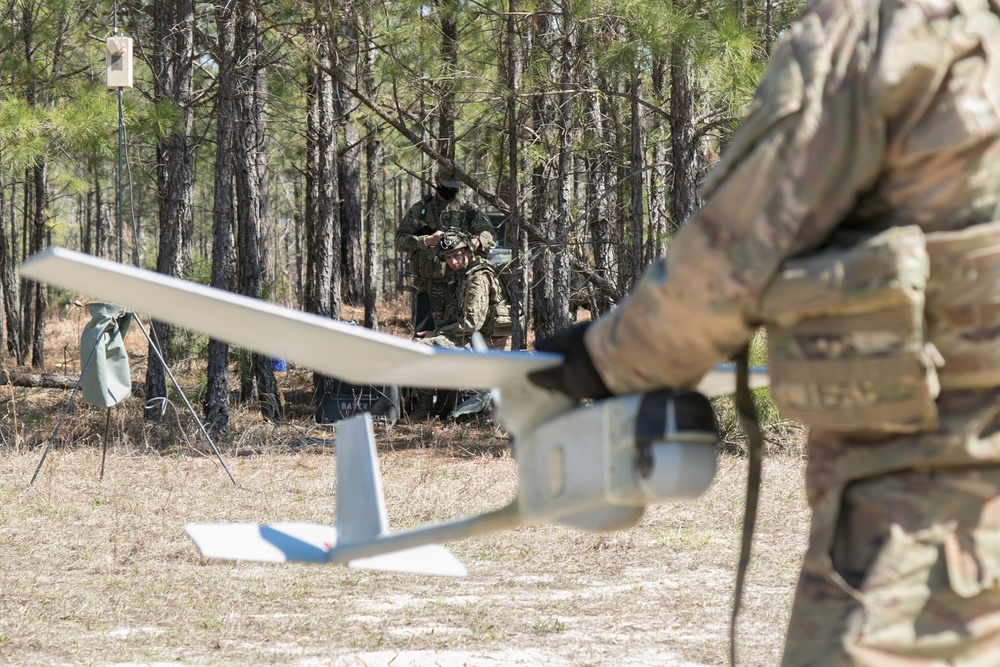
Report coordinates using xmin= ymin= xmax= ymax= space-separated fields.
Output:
xmin=528 ymin=321 xmax=612 ymax=401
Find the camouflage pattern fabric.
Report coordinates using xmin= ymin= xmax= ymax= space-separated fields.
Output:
xmin=424 ymin=279 xmax=453 ymax=332
xmin=410 ymin=260 xmax=511 ymax=416
xmin=434 ymin=259 xmax=509 ymax=347
xmin=578 ymin=0 xmax=1000 ymax=663
xmin=395 ymin=193 xmax=496 ymax=326
xmin=784 ymin=465 xmax=1000 ymax=666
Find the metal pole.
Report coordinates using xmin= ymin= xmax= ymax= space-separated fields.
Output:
xmin=100 ymin=407 xmax=111 ymax=480
xmin=117 ymin=87 xmax=124 ymax=264
xmin=115 ymin=1 xmax=124 ymax=263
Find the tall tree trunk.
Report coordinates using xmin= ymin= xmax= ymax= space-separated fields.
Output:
xmin=339 ymin=140 xmax=364 ymax=306
xmin=235 ymin=1 xmax=280 ymax=420
xmin=305 ymin=17 xmax=342 ymax=410
xmin=305 ymin=65 xmax=319 ymax=315
xmin=82 ymin=190 xmax=91 ymax=255
xmin=504 ymin=0 xmax=526 ymax=348
xmin=29 ymin=161 xmax=46 ymax=367
xmin=145 ymin=0 xmax=195 ymax=420
xmin=94 ymin=165 xmax=106 ymax=259
xmin=335 ymin=13 xmax=364 ymax=305
xmin=627 ymin=65 xmax=643 ymax=289
xmin=609 ymin=83 xmax=630 ymax=292
xmin=205 ymin=0 xmax=237 ymax=437
xmin=255 ymin=61 xmax=272 ymax=289
xmin=529 ymin=7 xmax=555 ymax=339
xmin=361 ymin=5 xmax=379 ymax=330
xmin=647 ymin=55 xmax=670 ymax=263
xmin=0 ymin=181 xmax=20 ymax=364
xmin=669 ymin=39 xmax=698 ymax=228
xmin=550 ymin=0 xmax=575 ymax=334
xmin=437 ymin=0 xmax=459 ymax=161
xmin=19 ymin=174 xmax=34 ymax=362
xmin=585 ymin=70 xmax=615 ymax=316
xmin=17 ymin=3 xmax=60 ymax=369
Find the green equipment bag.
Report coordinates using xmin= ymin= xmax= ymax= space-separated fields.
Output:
xmin=758 ymin=226 xmax=941 ymax=434
xmin=80 ymin=302 xmax=133 ymax=408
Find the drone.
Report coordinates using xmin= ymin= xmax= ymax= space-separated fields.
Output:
xmin=21 ymin=247 xmax=768 ymax=577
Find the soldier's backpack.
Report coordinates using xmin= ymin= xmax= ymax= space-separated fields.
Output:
xmin=486 ymin=248 xmax=529 ymax=338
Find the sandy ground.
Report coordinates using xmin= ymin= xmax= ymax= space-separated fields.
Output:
xmin=0 ymin=441 xmax=809 ymax=667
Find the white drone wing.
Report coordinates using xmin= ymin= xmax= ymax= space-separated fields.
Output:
xmin=19 ymin=247 xmax=560 ymax=390
xmin=20 ymin=247 xmax=768 ymax=396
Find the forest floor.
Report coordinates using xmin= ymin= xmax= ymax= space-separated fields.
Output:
xmin=0 ymin=300 xmax=810 ymax=666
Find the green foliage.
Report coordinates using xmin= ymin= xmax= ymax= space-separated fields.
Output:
xmin=710 ymin=329 xmax=799 ymax=457
xmin=0 ymin=95 xmax=48 ymax=172
xmin=145 ymin=100 xmax=182 ymax=141
xmin=698 ymin=11 xmax=765 ymax=120
xmin=53 ymin=85 xmax=120 ymax=160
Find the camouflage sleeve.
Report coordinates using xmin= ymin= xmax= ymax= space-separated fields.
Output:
xmin=436 ymin=272 xmax=490 ymax=337
xmin=395 ymin=202 xmax=430 ymax=254
xmin=586 ymin=0 xmax=887 ymax=394
xmin=466 ymin=206 xmax=497 ymax=251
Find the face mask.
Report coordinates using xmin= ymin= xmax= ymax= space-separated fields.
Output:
xmin=436 ymin=185 xmax=459 ymax=201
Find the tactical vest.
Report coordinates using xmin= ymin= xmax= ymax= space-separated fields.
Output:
xmin=759 ymin=221 xmax=1000 ymax=434
xmin=466 ymin=262 xmax=512 ymax=339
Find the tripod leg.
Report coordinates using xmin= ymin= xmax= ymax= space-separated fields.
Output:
xmin=100 ymin=407 xmax=111 ymax=481
xmin=30 ymin=344 xmax=98 ymax=485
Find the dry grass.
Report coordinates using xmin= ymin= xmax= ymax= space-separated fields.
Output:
xmin=0 ymin=301 xmax=811 ymax=666
xmin=1 ymin=448 xmax=808 ymax=667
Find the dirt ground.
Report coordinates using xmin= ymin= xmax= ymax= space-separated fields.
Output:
xmin=0 ymin=433 xmax=809 ymax=667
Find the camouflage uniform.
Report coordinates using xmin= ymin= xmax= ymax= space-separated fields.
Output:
xmin=394 ymin=192 xmax=496 ymax=330
xmin=582 ymin=0 xmax=1000 ymax=663
xmin=431 ymin=258 xmax=511 ymax=350
xmin=411 ymin=239 xmax=510 ymax=419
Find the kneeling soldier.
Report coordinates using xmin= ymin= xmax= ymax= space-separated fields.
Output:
xmin=409 ymin=232 xmax=512 ymax=420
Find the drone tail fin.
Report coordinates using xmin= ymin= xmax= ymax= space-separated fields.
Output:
xmin=333 ymin=413 xmax=467 ymax=576
xmin=333 ymin=413 xmax=389 ymax=543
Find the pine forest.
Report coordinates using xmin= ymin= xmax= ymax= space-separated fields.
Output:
xmin=0 ymin=0 xmax=805 ymax=432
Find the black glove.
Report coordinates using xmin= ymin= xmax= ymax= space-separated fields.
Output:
xmin=528 ymin=321 xmax=612 ymax=401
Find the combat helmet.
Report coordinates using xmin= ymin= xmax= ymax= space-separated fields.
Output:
xmin=437 ymin=230 xmax=473 ymax=257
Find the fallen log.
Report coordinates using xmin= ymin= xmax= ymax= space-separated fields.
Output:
xmin=0 ymin=370 xmax=80 ymax=390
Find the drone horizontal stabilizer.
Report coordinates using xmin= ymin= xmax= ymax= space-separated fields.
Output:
xmin=183 ymin=523 xmax=468 ymax=576
xmin=19 ymin=247 xmax=560 ymax=390
xmin=185 ymin=522 xmax=337 ymax=563
xmin=183 ymin=415 xmax=468 ymax=576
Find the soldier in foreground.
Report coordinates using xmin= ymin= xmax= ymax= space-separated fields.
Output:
xmin=394 ymin=166 xmax=496 ymax=333
xmin=411 ymin=232 xmax=512 ymax=420
xmin=531 ymin=0 xmax=1000 ymax=664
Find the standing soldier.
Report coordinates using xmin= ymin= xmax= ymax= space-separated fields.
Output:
xmin=530 ymin=0 xmax=1000 ymax=665
xmin=395 ymin=165 xmax=496 ymax=333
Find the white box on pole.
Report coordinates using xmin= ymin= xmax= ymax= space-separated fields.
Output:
xmin=106 ymin=37 xmax=133 ymax=89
